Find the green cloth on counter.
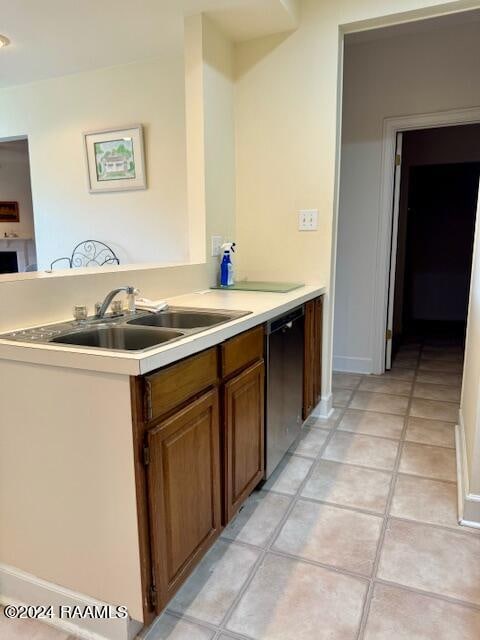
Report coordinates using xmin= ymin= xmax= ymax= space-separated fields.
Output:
xmin=211 ymin=281 xmax=304 ymax=293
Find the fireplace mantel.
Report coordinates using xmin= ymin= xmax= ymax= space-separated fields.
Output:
xmin=0 ymin=238 xmax=34 ymax=272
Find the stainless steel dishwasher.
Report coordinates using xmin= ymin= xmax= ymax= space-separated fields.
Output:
xmin=265 ymin=305 xmax=305 ymax=478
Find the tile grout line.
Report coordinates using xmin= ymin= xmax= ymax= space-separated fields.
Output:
xmin=212 ymin=400 xmax=354 ymax=629
xmin=164 ymin=404 xmax=348 ymax=638
xmin=164 ymin=350 xmax=473 ymax=639
xmin=164 ymin=400 xmax=347 ymax=636
xmin=210 ymin=531 xmax=480 ymax=612
xmin=166 ymin=400 xmax=344 ymax=637
xmin=265 ymin=463 xmax=457 ymax=486
xmin=214 ymin=396 xmax=352 ymax=635
xmin=372 ymin=576 xmax=480 ymax=611
xmin=355 ymin=341 xmax=422 ymax=640
xmin=353 ymin=340 xmax=473 ymax=637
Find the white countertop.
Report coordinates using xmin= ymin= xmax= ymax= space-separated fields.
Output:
xmin=0 ymin=285 xmax=326 ymax=375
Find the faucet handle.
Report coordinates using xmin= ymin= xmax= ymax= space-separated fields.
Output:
xmin=111 ymin=300 xmax=124 ymax=315
xmin=124 ymin=285 xmax=138 ymax=295
xmin=73 ymin=304 xmax=88 ymax=322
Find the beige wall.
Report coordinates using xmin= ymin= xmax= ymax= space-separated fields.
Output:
xmin=233 ymin=0 xmax=475 ymax=403
xmin=185 ymin=15 xmax=208 ymax=265
xmin=3 ymin=0 xmax=480 ymax=618
xmin=0 ymin=16 xmax=237 ymax=619
xmin=0 ymin=263 xmax=210 ymax=333
xmin=0 ymin=56 xmax=189 ymax=269
xmin=334 ymin=17 xmax=480 ymax=373
xmin=0 ymin=362 xmax=143 ymax=621
xmin=185 ymin=15 xmax=236 ymax=281
xmin=203 ymin=16 xmax=236 ymax=284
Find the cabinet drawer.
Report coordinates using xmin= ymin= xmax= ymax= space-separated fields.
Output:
xmin=221 ymin=325 xmax=264 ymax=378
xmin=145 ymin=348 xmax=218 ymax=421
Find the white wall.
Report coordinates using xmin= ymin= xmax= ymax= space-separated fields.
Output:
xmin=334 ymin=17 xmax=480 ymax=373
xmin=0 ymin=56 xmax=189 ymax=270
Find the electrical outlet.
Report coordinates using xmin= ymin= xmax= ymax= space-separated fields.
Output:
xmin=211 ymin=235 xmax=223 ymax=257
xmin=298 ymin=209 xmax=318 ymax=231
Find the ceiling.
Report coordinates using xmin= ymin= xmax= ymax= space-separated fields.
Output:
xmin=1 ymin=2 xmax=478 ymax=88
xmin=0 ymin=0 xmax=299 ymax=89
xmin=207 ymin=0 xmax=298 ymax=43
xmin=346 ymin=8 xmax=480 ymax=45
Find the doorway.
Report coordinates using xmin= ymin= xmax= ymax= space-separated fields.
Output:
xmin=0 ymin=137 xmax=37 ymax=273
xmin=386 ymin=124 xmax=480 ymax=369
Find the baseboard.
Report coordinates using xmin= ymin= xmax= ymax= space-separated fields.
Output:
xmin=0 ymin=563 xmax=142 ymax=640
xmin=455 ymin=417 xmax=480 ymax=529
xmin=333 ymin=355 xmax=373 ymax=374
xmin=310 ymin=393 xmax=333 ymax=419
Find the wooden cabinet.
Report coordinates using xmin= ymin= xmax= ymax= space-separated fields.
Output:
xmin=130 ymin=308 xmax=325 ymax=622
xmin=303 ymin=296 xmax=323 ymax=419
xmin=146 ymin=389 xmax=221 ymax=609
xmin=144 ymin=348 xmax=218 ymax=421
xmin=223 ymin=359 xmax=265 ymax=522
xmin=131 ymin=310 xmax=326 ymax=621
xmin=131 ymin=329 xmax=265 ymax=618
xmin=221 ymin=325 xmax=264 ymax=378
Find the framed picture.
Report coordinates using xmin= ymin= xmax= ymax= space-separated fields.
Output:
xmin=83 ymin=124 xmax=146 ymax=193
xmin=0 ymin=201 xmax=19 ymax=222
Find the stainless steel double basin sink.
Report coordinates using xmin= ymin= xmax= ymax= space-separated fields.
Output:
xmin=1 ymin=308 xmax=252 ymax=352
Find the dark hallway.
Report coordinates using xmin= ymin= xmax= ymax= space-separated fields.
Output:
xmin=402 ymin=162 xmax=479 ymax=343
xmin=392 ymin=125 xmax=480 ymax=355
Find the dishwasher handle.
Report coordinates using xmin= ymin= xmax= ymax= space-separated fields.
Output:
xmin=267 ymin=305 xmax=304 ymax=334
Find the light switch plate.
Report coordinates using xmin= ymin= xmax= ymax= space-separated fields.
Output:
xmin=211 ymin=235 xmax=223 ymax=257
xmin=298 ymin=209 xmax=318 ymax=231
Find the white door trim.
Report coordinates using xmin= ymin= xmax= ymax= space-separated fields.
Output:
xmin=0 ymin=562 xmax=142 ymax=640
xmin=385 ymin=131 xmax=403 ymax=370
xmin=372 ymin=106 xmax=480 ymax=374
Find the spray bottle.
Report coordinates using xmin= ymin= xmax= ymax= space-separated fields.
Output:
xmin=220 ymin=242 xmax=236 ymax=287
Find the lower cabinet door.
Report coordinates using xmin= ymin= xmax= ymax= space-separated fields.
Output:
xmin=146 ymin=388 xmax=221 ymax=610
xmin=224 ymin=360 xmax=265 ymax=522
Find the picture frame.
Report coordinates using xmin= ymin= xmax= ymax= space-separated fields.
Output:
xmin=83 ymin=124 xmax=146 ymax=193
xmin=0 ymin=201 xmax=19 ymax=222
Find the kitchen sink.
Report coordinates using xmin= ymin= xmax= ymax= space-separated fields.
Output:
xmin=51 ymin=327 xmax=184 ymax=351
xmin=127 ymin=310 xmax=242 ymax=329
xmin=0 ymin=306 xmax=252 ymax=352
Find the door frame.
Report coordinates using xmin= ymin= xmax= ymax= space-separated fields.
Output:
xmin=372 ymin=106 xmax=480 ymax=374
xmin=385 ymin=131 xmax=403 ymax=370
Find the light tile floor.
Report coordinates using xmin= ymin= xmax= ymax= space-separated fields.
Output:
xmin=5 ymin=341 xmax=480 ymax=640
